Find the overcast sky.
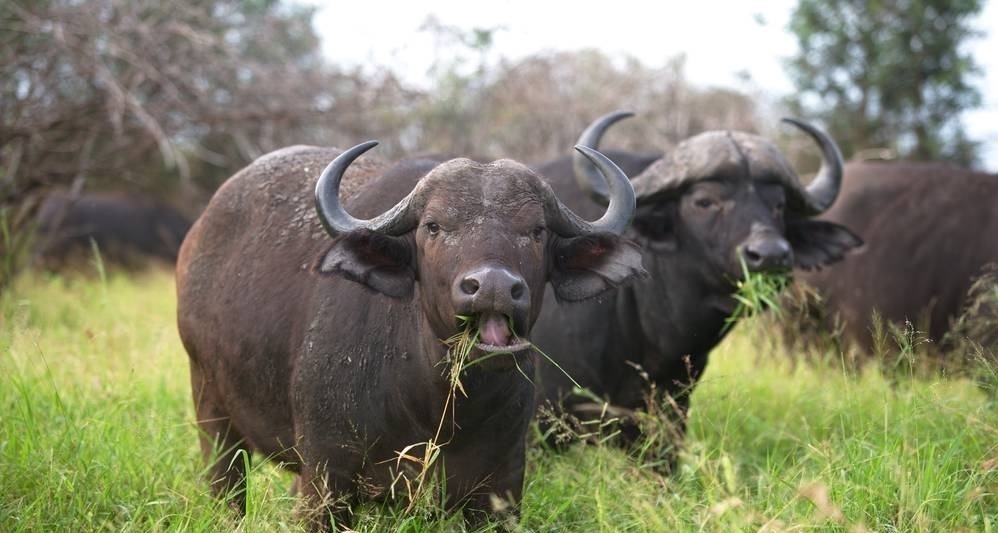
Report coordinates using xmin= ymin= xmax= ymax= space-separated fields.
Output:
xmin=313 ymin=0 xmax=998 ymax=170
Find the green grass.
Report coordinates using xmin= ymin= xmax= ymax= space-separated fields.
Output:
xmin=724 ymin=258 xmax=790 ymax=333
xmin=1 ymin=271 xmax=996 ymax=531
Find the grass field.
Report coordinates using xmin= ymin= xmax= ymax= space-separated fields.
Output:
xmin=1 ymin=270 xmax=995 ymax=531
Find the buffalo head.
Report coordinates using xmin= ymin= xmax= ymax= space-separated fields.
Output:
xmin=314 ymin=141 xmax=644 ymax=363
xmin=573 ymin=112 xmax=861 ymax=299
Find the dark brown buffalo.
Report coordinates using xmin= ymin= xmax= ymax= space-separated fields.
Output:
xmin=175 ymin=142 xmax=644 ymax=529
xmin=794 ymin=161 xmax=998 ymax=352
xmin=33 ymin=189 xmax=191 ymax=269
xmin=530 ymin=112 xmax=861 ymax=467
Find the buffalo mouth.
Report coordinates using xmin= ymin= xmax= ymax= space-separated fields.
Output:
xmin=472 ymin=312 xmax=532 ymax=355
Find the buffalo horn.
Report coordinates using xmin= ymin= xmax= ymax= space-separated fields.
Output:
xmin=317 ymin=141 xmax=635 ymax=239
xmin=314 ymin=141 xmax=419 ymax=236
xmin=546 ymin=145 xmax=636 ymax=236
xmin=782 ymin=118 xmax=844 ymax=213
xmin=572 ymin=110 xmax=635 ymax=205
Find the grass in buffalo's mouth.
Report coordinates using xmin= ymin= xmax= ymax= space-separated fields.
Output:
xmin=445 ymin=314 xmax=533 ymax=381
xmin=724 ymin=257 xmax=790 ymax=332
xmin=442 ymin=314 xmax=481 ymax=394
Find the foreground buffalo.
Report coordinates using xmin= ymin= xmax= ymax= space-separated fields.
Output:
xmin=33 ymin=189 xmax=191 ymax=269
xmin=793 ymin=161 xmax=998 ymax=353
xmin=532 ymin=112 xmax=861 ymax=465
xmin=176 ymin=142 xmax=643 ymax=529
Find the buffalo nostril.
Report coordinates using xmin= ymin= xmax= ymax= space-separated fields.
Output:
xmin=743 ymin=248 xmax=762 ymax=265
xmin=510 ymin=281 xmax=525 ymax=300
xmin=460 ymin=278 xmax=480 ymax=295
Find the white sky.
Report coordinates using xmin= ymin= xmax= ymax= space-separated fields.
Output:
xmin=312 ymin=0 xmax=998 ymax=170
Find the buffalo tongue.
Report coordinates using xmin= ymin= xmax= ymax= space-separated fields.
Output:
xmin=478 ymin=312 xmax=512 ymax=346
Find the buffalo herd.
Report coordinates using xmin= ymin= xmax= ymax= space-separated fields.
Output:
xmin=167 ymin=113 xmax=996 ymax=529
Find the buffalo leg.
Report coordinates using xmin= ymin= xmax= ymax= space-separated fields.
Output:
xmin=449 ymin=426 xmax=527 ymax=528
xmin=294 ymin=458 xmax=357 ymax=532
xmin=651 ymin=351 xmax=709 ymax=473
xmin=190 ymin=361 xmax=250 ymax=513
xmin=460 ymin=464 xmax=524 ymax=530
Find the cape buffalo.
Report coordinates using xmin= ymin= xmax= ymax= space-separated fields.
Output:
xmin=33 ymin=189 xmax=191 ymax=269
xmin=531 ymin=111 xmax=861 ymax=466
xmin=175 ymin=142 xmax=644 ymax=529
xmin=793 ymin=161 xmax=998 ymax=354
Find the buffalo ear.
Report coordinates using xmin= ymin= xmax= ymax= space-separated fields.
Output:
xmin=786 ymin=218 xmax=863 ymax=270
xmin=550 ymin=234 xmax=647 ymax=302
xmin=632 ymin=202 xmax=678 ymax=252
xmin=314 ymin=229 xmax=415 ymax=299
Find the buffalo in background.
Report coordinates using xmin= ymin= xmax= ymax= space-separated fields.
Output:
xmin=32 ymin=189 xmax=192 ymax=270
xmin=789 ymin=161 xmax=998 ymax=357
xmin=176 ymin=142 xmax=643 ymax=529
xmin=531 ymin=111 xmax=861 ymax=467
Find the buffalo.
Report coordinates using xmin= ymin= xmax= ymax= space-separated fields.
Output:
xmin=32 ymin=189 xmax=191 ymax=269
xmin=175 ymin=142 xmax=644 ymax=529
xmin=792 ymin=161 xmax=998 ymax=354
xmin=531 ymin=111 xmax=861 ymax=466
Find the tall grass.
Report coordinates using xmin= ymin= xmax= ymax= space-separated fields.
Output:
xmin=1 ymin=271 xmax=995 ymax=531
xmin=0 ymin=206 xmax=37 ymax=290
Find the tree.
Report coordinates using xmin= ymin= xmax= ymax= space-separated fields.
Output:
xmin=0 ymin=0 xmax=417 ymax=205
xmin=784 ymin=0 xmax=983 ymax=164
xmin=0 ymin=0 xmax=414 ymax=284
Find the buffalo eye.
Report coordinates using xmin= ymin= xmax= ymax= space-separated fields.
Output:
xmin=425 ymin=221 xmax=441 ymax=235
xmin=773 ymin=201 xmax=785 ymax=217
xmin=694 ymin=196 xmax=716 ymax=210
xmin=531 ymin=225 xmax=545 ymax=240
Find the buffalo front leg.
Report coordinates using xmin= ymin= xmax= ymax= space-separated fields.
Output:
xmin=450 ymin=434 xmax=527 ymax=529
xmin=190 ymin=361 xmax=250 ymax=514
xmin=295 ymin=463 xmax=357 ymax=532
xmin=461 ymin=469 xmax=524 ymax=530
xmin=649 ymin=351 xmax=709 ymax=474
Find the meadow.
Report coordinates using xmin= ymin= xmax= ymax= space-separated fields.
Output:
xmin=1 ymin=269 xmax=995 ymax=531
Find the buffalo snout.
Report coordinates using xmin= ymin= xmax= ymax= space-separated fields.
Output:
xmin=738 ymin=233 xmax=792 ymax=273
xmin=452 ymin=265 xmax=530 ymax=330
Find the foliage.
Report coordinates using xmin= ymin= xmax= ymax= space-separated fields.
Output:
xmin=0 ymin=0 xmax=416 ymax=283
xmin=0 ymin=0 xmax=414 ymax=204
xmin=413 ymin=40 xmax=761 ymax=164
xmin=784 ymin=0 xmax=983 ymax=164
xmin=2 ymin=271 xmax=995 ymax=531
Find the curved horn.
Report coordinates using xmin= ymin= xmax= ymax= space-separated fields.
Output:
xmin=572 ymin=110 xmax=635 ymax=205
xmin=782 ymin=118 xmax=843 ymax=212
xmin=314 ymin=141 xmax=419 ymax=236
xmin=546 ymin=145 xmax=636 ymax=236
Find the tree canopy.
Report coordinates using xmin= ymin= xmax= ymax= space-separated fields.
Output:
xmin=785 ymin=0 xmax=983 ymax=164
xmin=0 ymin=0 xmax=411 ymax=204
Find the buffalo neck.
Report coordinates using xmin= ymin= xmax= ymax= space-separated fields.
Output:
xmin=616 ymin=252 xmax=735 ymax=372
